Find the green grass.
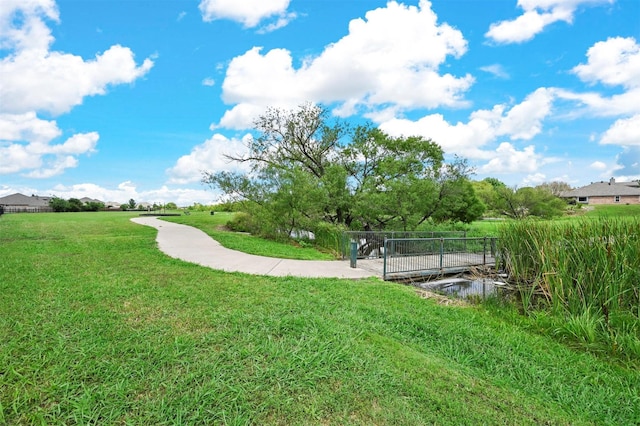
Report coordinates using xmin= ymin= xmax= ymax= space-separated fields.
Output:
xmin=583 ymin=203 xmax=640 ymax=217
xmin=1 ymin=212 xmax=639 ymax=424
xmin=163 ymin=211 xmax=335 ymax=260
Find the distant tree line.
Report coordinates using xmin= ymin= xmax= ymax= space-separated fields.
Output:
xmin=49 ymin=197 xmax=105 ymax=212
xmin=472 ymin=178 xmax=569 ymax=219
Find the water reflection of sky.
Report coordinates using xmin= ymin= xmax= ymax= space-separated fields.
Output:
xmin=421 ymin=279 xmax=502 ymax=299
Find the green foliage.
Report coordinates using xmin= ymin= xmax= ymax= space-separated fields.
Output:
xmin=49 ymin=196 xmax=104 ymax=212
xmin=49 ymin=196 xmax=69 ymax=212
xmin=536 ymin=181 xmax=572 ymax=197
xmin=1 ymin=213 xmax=638 ymax=424
xmin=225 ymin=211 xmax=255 ymax=233
xmin=128 ymin=198 xmax=136 ymax=209
xmin=83 ymin=201 xmax=104 ymax=212
xmin=203 ymin=104 xmax=483 ymax=238
xmin=480 ymin=181 xmax=566 ymax=219
xmin=498 ymin=218 xmax=640 ymax=359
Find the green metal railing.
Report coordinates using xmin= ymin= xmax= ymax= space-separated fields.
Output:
xmin=381 ymin=237 xmax=498 ymax=280
xmin=341 ymin=230 xmax=466 ymax=260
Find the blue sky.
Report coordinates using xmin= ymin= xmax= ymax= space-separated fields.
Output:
xmin=1 ymin=0 xmax=639 ymax=206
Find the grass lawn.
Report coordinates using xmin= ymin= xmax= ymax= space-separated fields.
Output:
xmin=467 ymin=203 xmax=640 ymax=236
xmin=1 ymin=212 xmax=639 ymax=424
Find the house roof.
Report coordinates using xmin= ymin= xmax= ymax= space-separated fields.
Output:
xmin=562 ymin=180 xmax=640 ymax=198
xmin=0 ymin=193 xmax=52 ymax=207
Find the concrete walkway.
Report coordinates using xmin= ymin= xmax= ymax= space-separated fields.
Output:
xmin=131 ymin=217 xmax=377 ymax=279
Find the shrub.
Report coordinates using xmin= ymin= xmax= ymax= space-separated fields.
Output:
xmin=226 ymin=212 xmax=256 ymax=233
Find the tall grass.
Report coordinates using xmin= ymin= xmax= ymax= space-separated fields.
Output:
xmin=498 ymin=218 xmax=640 ymax=358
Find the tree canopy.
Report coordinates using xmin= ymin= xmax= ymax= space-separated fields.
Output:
xmin=203 ymin=104 xmax=484 ymax=237
xmin=473 ymin=178 xmax=567 ymax=219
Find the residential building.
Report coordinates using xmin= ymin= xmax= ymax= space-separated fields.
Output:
xmin=561 ymin=178 xmax=640 ymax=205
xmin=0 ymin=193 xmax=53 ymax=212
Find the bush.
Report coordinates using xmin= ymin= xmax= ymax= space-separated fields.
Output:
xmin=226 ymin=212 xmax=256 ymax=233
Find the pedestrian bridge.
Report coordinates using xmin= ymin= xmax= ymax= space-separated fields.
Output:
xmin=348 ymin=236 xmax=498 ymax=280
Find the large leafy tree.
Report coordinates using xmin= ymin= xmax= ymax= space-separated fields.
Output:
xmin=203 ymin=104 xmax=483 ymax=236
xmin=474 ymin=178 xmax=566 ymax=219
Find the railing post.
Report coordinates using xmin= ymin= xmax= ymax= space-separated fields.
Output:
xmin=483 ymin=236 xmax=487 ymax=266
xmin=439 ymin=238 xmax=444 ymax=271
xmin=350 ymin=241 xmax=358 ymax=268
xmin=383 ymin=238 xmax=388 ymax=280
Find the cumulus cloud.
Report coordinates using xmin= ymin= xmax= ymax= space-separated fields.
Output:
xmin=378 ymin=87 xmax=564 ymax=177
xmin=0 ymin=113 xmax=98 ymax=177
xmin=0 ymin=1 xmax=153 ymax=179
xmin=486 ymin=0 xmax=613 ymax=44
xmin=554 ymin=38 xmax=640 ymax=149
xmin=198 ymin=0 xmax=295 ymax=30
xmin=216 ymin=0 xmax=472 ymax=129
xmin=497 ymin=87 xmax=555 ymax=139
xmin=601 ymin=115 xmax=640 ymax=147
xmin=379 ymin=87 xmax=555 ymax=159
xmin=0 ymin=45 xmax=154 ymax=115
xmin=47 ymin=181 xmax=215 ymax=207
xmin=166 ymin=133 xmax=252 ymax=184
xmin=480 ymin=143 xmax=541 ymax=174
xmin=572 ymin=37 xmax=640 ymax=89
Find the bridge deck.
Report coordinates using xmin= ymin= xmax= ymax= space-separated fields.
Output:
xmin=356 ymin=253 xmax=496 ymax=280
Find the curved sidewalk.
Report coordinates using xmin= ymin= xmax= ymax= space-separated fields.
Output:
xmin=131 ymin=217 xmax=377 ymax=279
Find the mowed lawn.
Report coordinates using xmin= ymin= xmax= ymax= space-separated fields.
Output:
xmin=1 ymin=213 xmax=639 ymax=425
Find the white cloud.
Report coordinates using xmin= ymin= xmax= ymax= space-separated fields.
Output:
xmin=202 ymin=77 xmax=215 ymax=86
xmin=554 ymin=87 xmax=640 ymax=117
xmin=600 ymin=114 xmax=640 ymax=146
xmin=0 ymin=0 xmax=59 ymax=51
xmin=47 ymin=181 xmax=215 ymax=207
xmin=590 ymin=161 xmax=607 ymax=170
xmin=0 ymin=1 xmax=152 ymax=179
xmin=378 ymin=88 xmax=563 ymax=176
xmin=523 ymin=172 xmax=546 ymax=185
xmin=166 ymin=133 xmax=252 ymax=184
xmin=555 ymin=38 xmax=640 ymax=150
xmin=0 ymin=2 xmax=153 ymax=115
xmin=216 ymin=0 xmax=472 ymax=129
xmin=198 ymin=0 xmax=294 ymax=30
xmin=24 ymin=155 xmax=78 ymax=178
xmin=613 ymin=147 xmax=640 ymax=179
xmin=1 ymin=45 xmax=154 ymax=115
xmin=0 ymin=111 xmax=60 ymax=143
xmin=379 ymin=88 xmax=555 ymax=158
xmin=379 ymin=110 xmax=500 ymax=159
xmin=0 ymin=113 xmax=98 ymax=177
xmin=486 ymin=0 xmax=613 ymax=44
xmin=479 ymin=64 xmax=510 ymax=79
xmin=480 ymin=143 xmax=541 ymax=174
xmin=497 ymin=87 xmax=555 ymax=139
xmin=572 ymin=37 xmax=640 ymax=89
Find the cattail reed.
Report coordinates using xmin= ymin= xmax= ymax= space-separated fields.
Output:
xmin=498 ymin=217 xmax=640 ymax=357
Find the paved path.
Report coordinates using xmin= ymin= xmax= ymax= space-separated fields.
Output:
xmin=131 ymin=217 xmax=377 ymax=279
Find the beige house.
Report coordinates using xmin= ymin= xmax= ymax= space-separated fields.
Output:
xmin=562 ymin=178 xmax=640 ymax=205
xmin=0 ymin=193 xmax=53 ymax=212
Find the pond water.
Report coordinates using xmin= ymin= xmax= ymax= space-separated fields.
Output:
xmin=417 ymin=277 xmax=507 ymax=300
